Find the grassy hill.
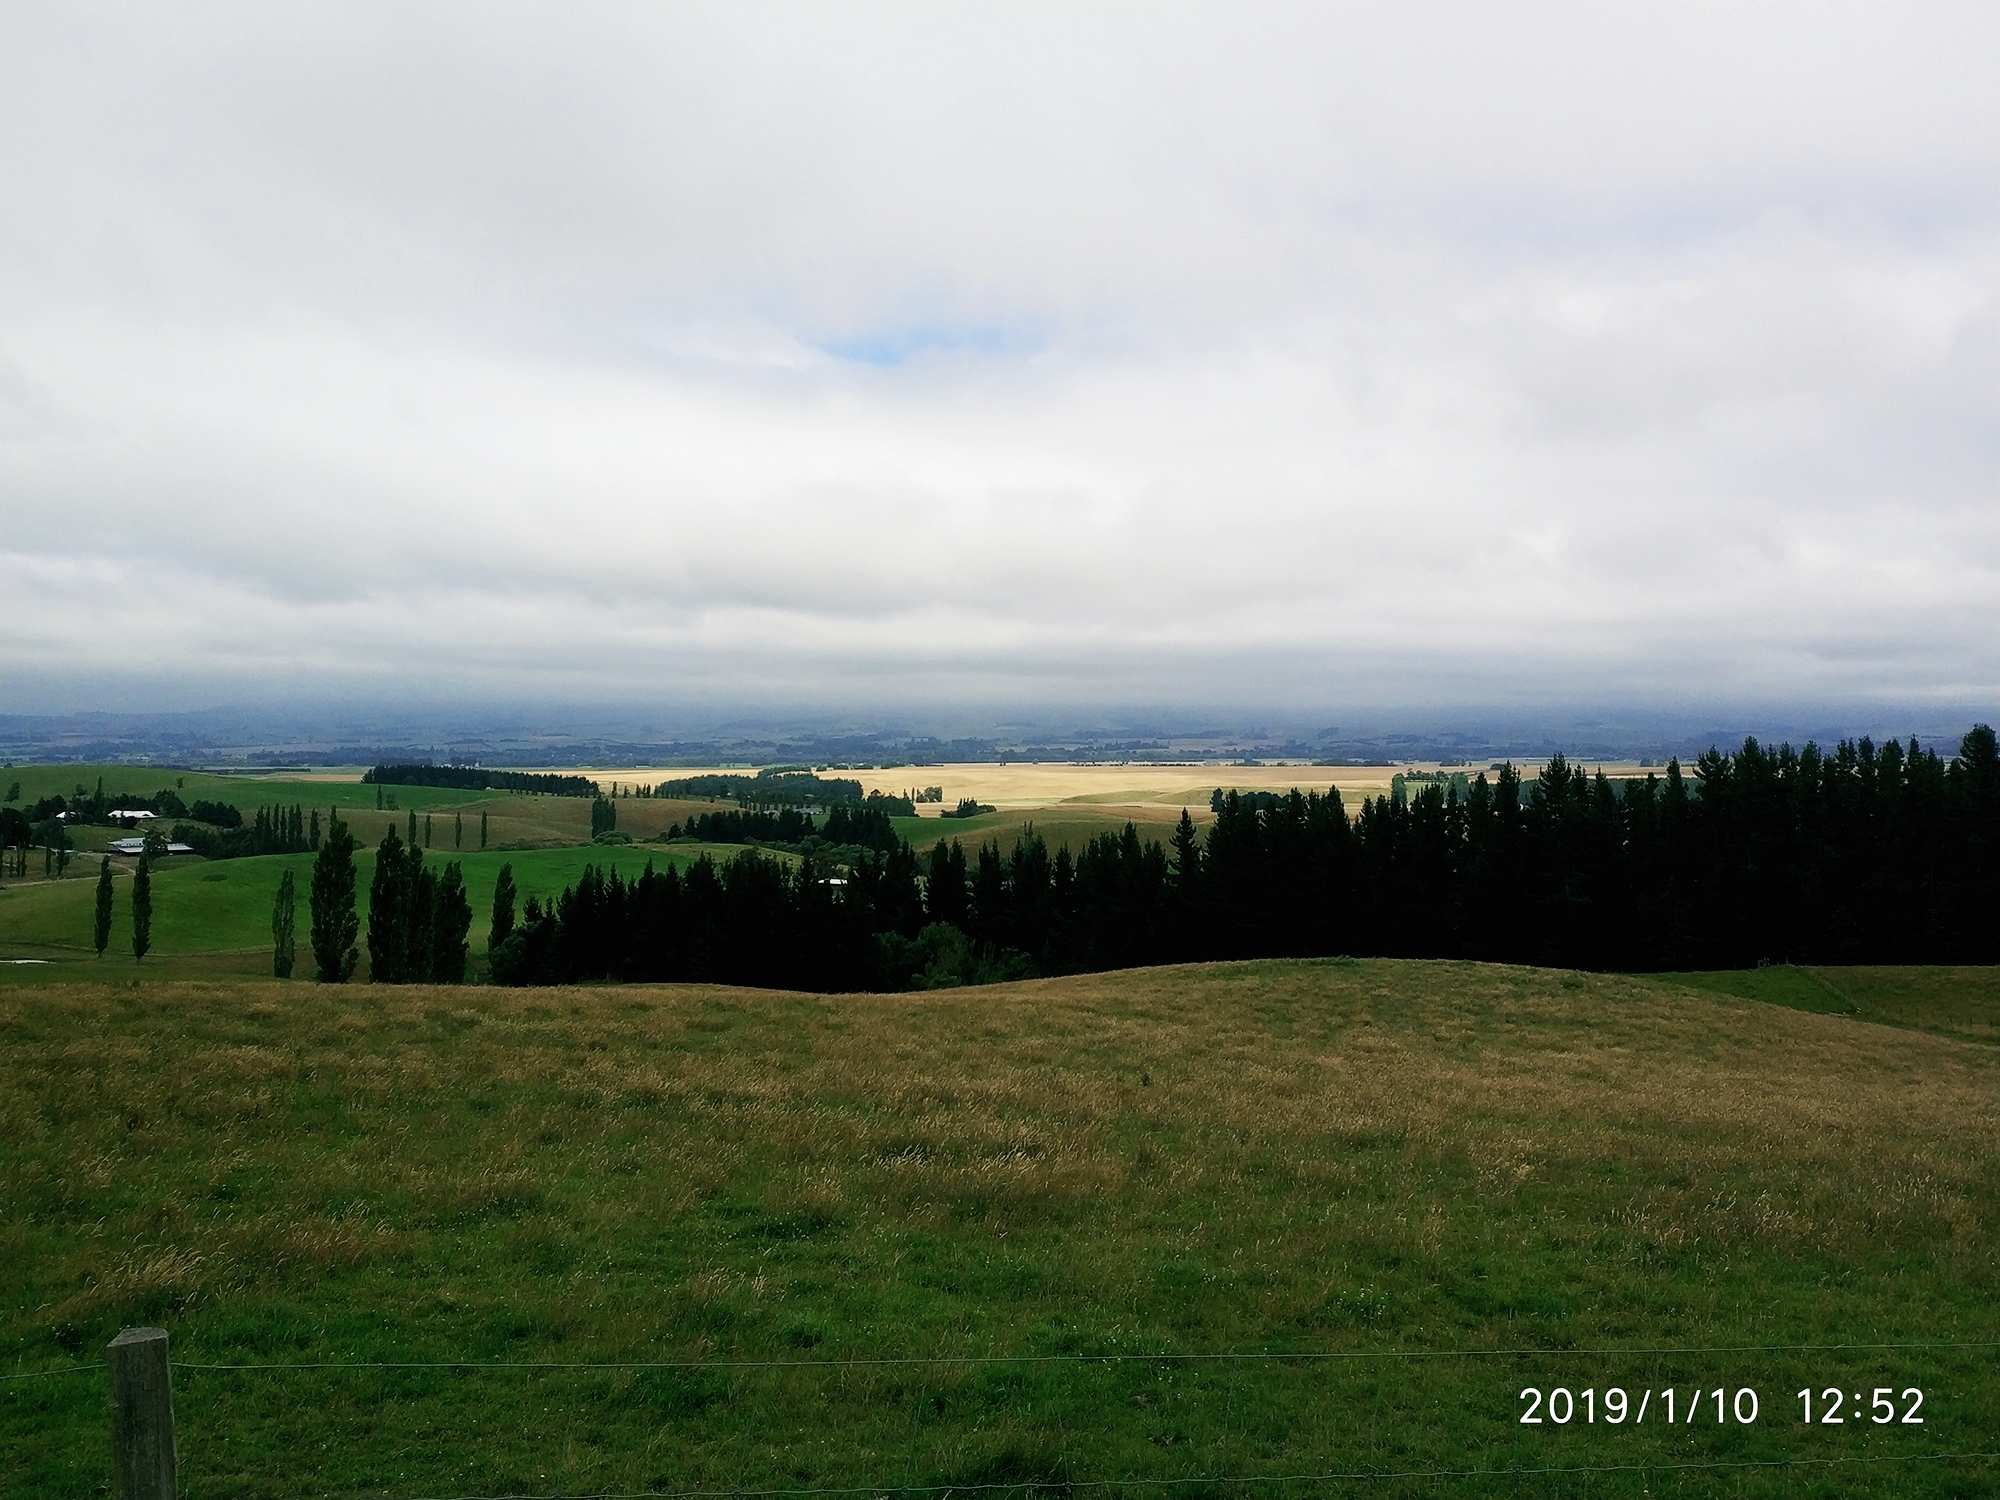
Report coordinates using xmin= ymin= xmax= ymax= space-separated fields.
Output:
xmin=3 ymin=960 xmax=1993 ymax=1497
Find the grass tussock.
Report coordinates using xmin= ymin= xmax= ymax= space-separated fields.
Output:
xmin=2 ymin=960 xmax=1994 ymax=1498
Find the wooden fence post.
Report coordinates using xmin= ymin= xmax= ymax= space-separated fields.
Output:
xmin=108 ymin=1326 xmax=177 ymax=1500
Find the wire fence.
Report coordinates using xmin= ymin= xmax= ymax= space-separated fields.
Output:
xmin=15 ymin=1336 xmax=1993 ymax=1500
xmin=10 ymin=1335 xmax=1995 ymax=1381
xmin=365 ymin=1452 xmax=2000 ymax=1500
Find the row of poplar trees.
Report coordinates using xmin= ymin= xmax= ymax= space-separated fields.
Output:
xmin=89 ymin=851 xmax=156 ymax=963
xmin=295 ymin=815 xmax=473 ymax=983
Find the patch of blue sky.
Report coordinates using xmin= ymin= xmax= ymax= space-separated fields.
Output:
xmin=820 ymin=323 xmax=1039 ymax=367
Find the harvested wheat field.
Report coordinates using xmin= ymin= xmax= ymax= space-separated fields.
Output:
xmin=4 ymin=961 xmax=1994 ymax=1497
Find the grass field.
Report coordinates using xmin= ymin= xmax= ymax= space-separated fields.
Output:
xmin=3 ymin=960 xmax=1993 ymax=1497
xmin=1662 ymin=966 xmax=1996 ymax=1047
xmin=0 ymin=844 xmax=773 ymax=980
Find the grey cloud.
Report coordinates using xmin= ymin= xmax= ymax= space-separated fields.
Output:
xmin=2 ymin=1 xmax=1994 ymax=717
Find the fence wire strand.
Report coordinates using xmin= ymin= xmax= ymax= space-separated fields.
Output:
xmin=8 ymin=1337 xmax=1994 ymax=1382
xmin=170 ymin=1337 xmax=2000 ymax=1374
xmin=317 ymin=1450 xmax=2000 ymax=1500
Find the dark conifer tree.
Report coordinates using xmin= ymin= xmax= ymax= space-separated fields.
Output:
xmin=924 ymin=838 xmax=970 ymax=929
xmin=433 ymin=861 xmax=472 ymax=982
xmin=369 ymin=826 xmax=411 ymax=984
xmin=1170 ymin=809 xmax=1201 ymax=890
xmin=93 ymin=856 xmax=114 ymax=956
xmin=131 ymin=852 xmax=152 ymax=962
xmin=970 ymin=840 xmax=1007 ymax=947
xmin=272 ymin=869 xmax=297 ymax=978
xmin=406 ymin=856 xmax=436 ymax=983
xmin=490 ymin=861 xmax=517 ymax=954
xmin=310 ymin=814 xmax=360 ymax=982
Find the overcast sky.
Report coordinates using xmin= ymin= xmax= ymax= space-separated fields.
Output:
xmin=3 ymin=1 xmax=1994 ymax=718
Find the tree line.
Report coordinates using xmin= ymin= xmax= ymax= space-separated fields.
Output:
xmin=654 ymin=770 xmax=917 ymax=817
xmin=477 ymin=728 xmax=1998 ymax=989
xmin=173 ymin=804 xmax=319 ymax=860
xmin=665 ymin=800 xmax=902 ymax=853
xmin=363 ymin=764 xmax=599 ymax=797
xmin=364 ymin=826 xmax=475 ymax=983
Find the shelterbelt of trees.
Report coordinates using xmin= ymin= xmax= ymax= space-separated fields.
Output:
xmin=668 ymin=799 xmax=906 ymax=852
xmin=466 ymin=728 xmax=1997 ymax=989
xmin=363 ymin=763 xmax=599 ymax=797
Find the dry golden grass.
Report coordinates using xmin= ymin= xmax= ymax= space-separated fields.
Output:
xmin=8 ymin=962 xmax=1992 ymax=1329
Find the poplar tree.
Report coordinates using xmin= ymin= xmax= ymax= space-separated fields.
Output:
xmin=424 ymin=813 xmax=433 ymax=848
xmin=490 ymin=862 xmax=517 ymax=953
xmin=433 ymin=861 xmax=473 ymax=982
xmin=407 ymin=808 xmax=418 ymax=846
xmin=369 ymin=826 xmax=411 ymax=983
xmin=454 ymin=811 xmax=462 ymax=849
xmin=272 ymin=868 xmax=297 ymax=978
xmin=309 ymin=814 xmax=361 ymax=982
xmin=480 ymin=810 xmax=489 ymax=848
xmin=406 ymin=855 xmax=436 ymax=983
xmin=93 ymin=857 xmax=114 ymax=956
xmin=131 ymin=852 xmax=153 ymax=962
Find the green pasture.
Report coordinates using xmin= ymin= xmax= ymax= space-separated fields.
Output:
xmin=1 ymin=764 xmax=635 ymax=852
xmin=2 ymin=961 xmax=1994 ymax=1498
xmin=1663 ymin=965 xmax=1996 ymax=1047
xmin=3 ymin=764 xmax=467 ymax=816
xmin=0 ymin=844 xmax=760 ymax=979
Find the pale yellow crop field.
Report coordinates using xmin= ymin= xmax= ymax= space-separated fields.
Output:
xmin=566 ymin=759 xmax=1668 ymax=819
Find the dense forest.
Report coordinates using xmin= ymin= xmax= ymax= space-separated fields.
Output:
xmin=485 ymin=728 xmax=1998 ymax=989
xmin=364 ymin=764 xmax=599 ymax=797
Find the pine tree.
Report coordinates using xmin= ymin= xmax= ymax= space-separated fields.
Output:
xmin=272 ymin=868 xmax=297 ymax=978
xmin=131 ymin=852 xmax=153 ymax=962
xmin=309 ymin=814 xmax=361 ymax=982
xmin=1170 ymin=809 xmax=1201 ymax=889
xmin=93 ymin=856 xmax=114 ymax=956
xmin=490 ymin=861 xmax=518 ymax=954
